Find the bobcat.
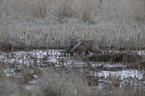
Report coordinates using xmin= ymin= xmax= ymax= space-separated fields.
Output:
xmin=64 ymin=38 xmax=102 ymax=56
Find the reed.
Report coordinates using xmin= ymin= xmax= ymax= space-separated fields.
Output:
xmin=0 ymin=0 xmax=144 ymax=50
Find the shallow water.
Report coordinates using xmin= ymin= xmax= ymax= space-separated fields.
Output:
xmin=0 ymin=49 xmax=145 ymax=89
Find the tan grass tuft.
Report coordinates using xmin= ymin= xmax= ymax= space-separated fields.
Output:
xmin=32 ymin=70 xmax=94 ymax=96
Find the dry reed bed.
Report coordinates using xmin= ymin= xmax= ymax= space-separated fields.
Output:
xmin=0 ymin=20 xmax=144 ymax=50
xmin=0 ymin=0 xmax=145 ymax=50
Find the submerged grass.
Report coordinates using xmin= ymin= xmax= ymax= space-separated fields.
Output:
xmin=0 ymin=49 xmax=145 ymax=96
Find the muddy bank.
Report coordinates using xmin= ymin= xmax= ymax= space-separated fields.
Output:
xmin=0 ymin=40 xmax=145 ymax=69
xmin=0 ymin=41 xmax=65 ymax=51
xmin=87 ymin=51 xmax=145 ymax=68
xmin=0 ymin=40 xmax=28 ymax=51
xmin=88 ymin=51 xmax=142 ymax=63
xmin=1 ymin=39 xmax=145 ymax=52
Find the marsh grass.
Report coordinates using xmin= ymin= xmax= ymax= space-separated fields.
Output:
xmin=0 ymin=49 xmax=145 ymax=96
xmin=0 ymin=0 xmax=145 ymax=94
xmin=0 ymin=0 xmax=144 ymax=50
xmin=0 ymin=68 xmax=28 ymax=96
xmin=96 ymin=80 xmax=145 ymax=96
xmin=1 ymin=47 xmax=145 ymax=96
xmin=0 ymin=64 xmax=145 ymax=96
xmin=21 ymin=65 xmax=35 ymax=84
xmin=0 ymin=66 xmax=6 ymax=78
xmin=131 ymin=0 xmax=145 ymax=22
xmin=31 ymin=69 xmax=94 ymax=96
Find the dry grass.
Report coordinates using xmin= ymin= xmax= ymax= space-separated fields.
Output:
xmin=0 ymin=0 xmax=98 ymax=20
xmin=96 ymin=80 xmax=145 ymax=96
xmin=0 ymin=66 xmax=145 ymax=96
xmin=131 ymin=0 xmax=145 ymax=21
xmin=31 ymin=69 xmax=94 ymax=96
xmin=0 ymin=68 xmax=28 ymax=96
xmin=21 ymin=66 xmax=35 ymax=84
xmin=0 ymin=0 xmax=145 ymax=50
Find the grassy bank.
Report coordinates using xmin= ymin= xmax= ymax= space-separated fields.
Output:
xmin=0 ymin=65 xmax=145 ymax=96
xmin=0 ymin=0 xmax=145 ymax=50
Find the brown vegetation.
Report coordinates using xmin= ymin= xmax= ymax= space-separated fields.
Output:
xmin=0 ymin=41 xmax=13 ymax=52
xmin=32 ymin=70 xmax=94 ymax=96
xmin=0 ymin=0 xmax=144 ymax=50
xmin=0 ymin=68 xmax=28 ymax=96
xmin=88 ymin=51 xmax=142 ymax=63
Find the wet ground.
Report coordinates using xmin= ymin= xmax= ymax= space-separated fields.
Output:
xmin=0 ymin=49 xmax=145 ymax=90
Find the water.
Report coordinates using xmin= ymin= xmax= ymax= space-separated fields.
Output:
xmin=0 ymin=49 xmax=145 ymax=89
